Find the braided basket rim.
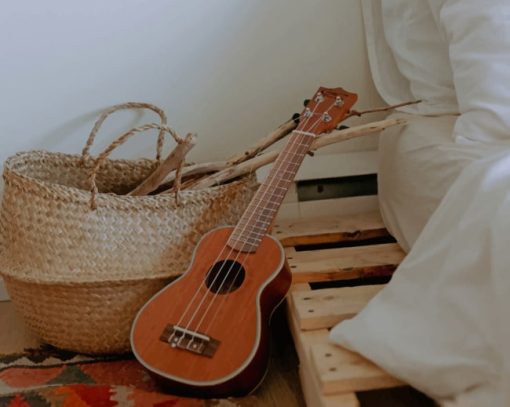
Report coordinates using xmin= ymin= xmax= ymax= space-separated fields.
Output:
xmin=3 ymin=150 xmax=246 ymax=210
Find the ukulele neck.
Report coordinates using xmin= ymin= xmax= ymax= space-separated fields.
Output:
xmin=227 ymin=130 xmax=314 ymax=252
xmin=226 ymin=87 xmax=358 ymax=253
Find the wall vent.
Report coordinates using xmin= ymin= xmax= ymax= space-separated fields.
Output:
xmin=296 ymin=174 xmax=377 ymax=202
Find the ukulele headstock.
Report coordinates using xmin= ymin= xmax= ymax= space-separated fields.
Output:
xmin=297 ymin=87 xmax=358 ymax=136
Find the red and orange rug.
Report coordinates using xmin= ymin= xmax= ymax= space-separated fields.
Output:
xmin=0 ymin=346 xmax=240 ymax=406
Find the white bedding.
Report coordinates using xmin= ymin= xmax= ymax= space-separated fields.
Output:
xmin=377 ymin=113 xmax=502 ymax=251
xmin=332 ymin=149 xmax=510 ymax=406
xmin=330 ymin=1 xmax=510 ymax=405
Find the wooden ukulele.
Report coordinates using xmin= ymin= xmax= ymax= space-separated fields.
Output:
xmin=130 ymin=87 xmax=358 ymax=398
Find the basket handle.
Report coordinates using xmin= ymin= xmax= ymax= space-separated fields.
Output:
xmin=87 ymin=123 xmax=183 ymax=210
xmin=82 ymin=102 xmax=168 ymax=162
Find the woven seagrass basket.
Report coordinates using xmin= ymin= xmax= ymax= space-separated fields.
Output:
xmin=0 ymin=103 xmax=257 ymax=354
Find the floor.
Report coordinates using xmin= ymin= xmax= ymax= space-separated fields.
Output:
xmin=0 ymin=300 xmax=306 ymax=407
xmin=0 ymin=299 xmax=435 ymax=407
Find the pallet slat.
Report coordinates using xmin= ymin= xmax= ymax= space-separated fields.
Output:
xmin=286 ymin=297 xmax=325 ymax=365
xmin=299 ymin=367 xmax=360 ymax=407
xmin=274 ymin=211 xmax=388 ymax=247
xmin=288 ymin=298 xmax=347 ymax=407
xmin=286 ymin=243 xmax=405 ymax=283
xmin=278 ymin=211 xmax=412 ymax=406
xmin=290 ymin=285 xmax=384 ymax=331
xmin=288 ymin=301 xmax=360 ymax=407
xmin=287 ymin=299 xmax=402 ymax=400
xmin=310 ymin=343 xmax=404 ymax=395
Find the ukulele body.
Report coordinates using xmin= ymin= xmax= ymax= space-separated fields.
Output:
xmin=130 ymin=226 xmax=292 ymax=398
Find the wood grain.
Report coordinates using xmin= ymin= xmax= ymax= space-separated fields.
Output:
xmin=310 ymin=342 xmax=403 ymax=395
xmin=193 ymin=119 xmax=405 ymax=190
xmin=129 ymin=133 xmax=196 ymax=196
xmin=287 ymin=302 xmax=402 ymax=400
xmin=290 ymin=285 xmax=384 ymax=331
xmin=226 ymin=119 xmax=297 ymax=166
xmin=286 ymin=243 xmax=405 ymax=283
xmin=299 ymin=366 xmax=359 ymax=407
xmin=280 ymin=209 xmax=412 ymax=406
xmin=131 ymin=227 xmax=291 ymax=397
xmin=273 ymin=211 xmax=388 ymax=247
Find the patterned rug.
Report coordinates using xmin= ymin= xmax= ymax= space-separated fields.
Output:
xmin=0 ymin=345 xmax=243 ymax=406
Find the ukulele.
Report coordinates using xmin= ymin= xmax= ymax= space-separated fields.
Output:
xmin=130 ymin=87 xmax=358 ymax=398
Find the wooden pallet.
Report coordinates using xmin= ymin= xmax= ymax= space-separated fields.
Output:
xmin=273 ymin=210 xmax=420 ymax=407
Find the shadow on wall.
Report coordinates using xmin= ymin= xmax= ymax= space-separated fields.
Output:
xmin=32 ymin=108 xmax=158 ymax=158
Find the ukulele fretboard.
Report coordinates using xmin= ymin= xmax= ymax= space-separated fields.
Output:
xmin=227 ymin=132 xmax=314 ymax=252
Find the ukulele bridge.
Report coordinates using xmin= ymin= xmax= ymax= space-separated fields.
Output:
xmin=160 ymin=324 xmax=220 ymax=358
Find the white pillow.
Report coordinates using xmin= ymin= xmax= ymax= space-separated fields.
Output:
xmin=380 ymin=0 xmax=458 ymax=114
xmin=427 ymin=0 xmax=510 ymax=143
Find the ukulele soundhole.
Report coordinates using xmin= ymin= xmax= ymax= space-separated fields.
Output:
xmin=205 ymin=260 xmax=245 ymax=294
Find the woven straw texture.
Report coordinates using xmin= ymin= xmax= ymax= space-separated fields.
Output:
xmin=0 ymin=151 xmax=256 ymax=353
xmin=0 ymin=104 xmax=257 ymax=354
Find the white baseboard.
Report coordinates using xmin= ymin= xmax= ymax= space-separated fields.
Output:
xmin=268 ymin=149 xmax=380 ymax=220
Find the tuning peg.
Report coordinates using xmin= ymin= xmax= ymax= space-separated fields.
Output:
xmin=322 ymin=112 xmax=332 ymax=123
xmin=336 ymin=125 xmax=349 ymax=130
xmin=303 ymin=99 xmax=310 ymax=107
xmin=292 ymin=113 xmax=301 ymax=123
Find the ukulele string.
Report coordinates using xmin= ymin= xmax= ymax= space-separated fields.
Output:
xmin=173 ymin=99 xmax=324 ymax=345
xmin=197 ymin=133 xmax=314 ymax=337
xmin=190 ymin=102 xmax=336 ymax=337
xmin=173 ymin=94 xmax=339 ymax=350
xmin=193 ymin=101 xmax=336 ymax=338
xmin=193 ymin=138 xmax=309 ymax=336
xmin=166 ymin=242 xmax=234 ymax=346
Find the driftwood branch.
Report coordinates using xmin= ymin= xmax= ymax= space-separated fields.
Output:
xmin=191 ymin=118 xmax=405 ymax=189
xmin=129 ymin=133 xmax=196 ymax=196
xmin=192 ymin=151 xmax=280 ymax=190
xmin=310 ymin=118 xmax=406 ymax=151
xmin=158 ymin=160 xmax=229 ymax=190
xmin=157 ymin=118 xmax=297 ymax=191
xmin=152 ymin=100 xmax=416 ymax=194
xmin=226 ymin=119 xmax=297 ymax=165
xmin=345 ymin=100 xmax=421 ymax=120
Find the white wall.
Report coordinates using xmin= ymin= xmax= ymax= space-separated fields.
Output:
xmin=0 ymin=0 xmax=384 ymax=165
xmin=0 ymin=0 xmax=384 ymax=299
